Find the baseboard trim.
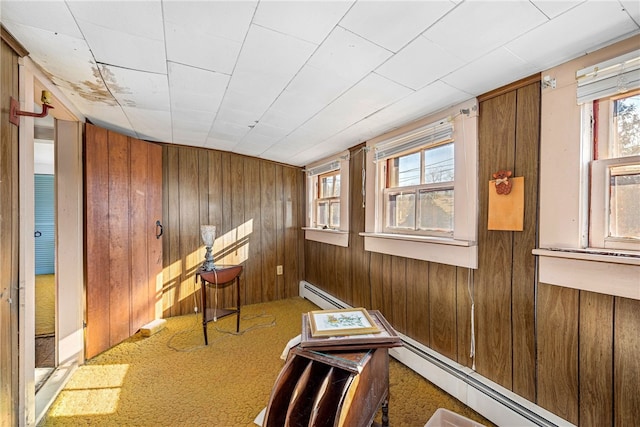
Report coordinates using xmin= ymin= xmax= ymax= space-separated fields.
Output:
xmin=299 ymin=280 xmax=574 ymax=427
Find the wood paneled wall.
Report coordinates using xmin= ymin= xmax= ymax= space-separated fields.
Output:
xmin=0 ymin=32 xmax=21 ymax=427
xmin=161 ymin=145 xmax=305 ymax=317
xmin=304 ymin=80 xmax=640 ymax=425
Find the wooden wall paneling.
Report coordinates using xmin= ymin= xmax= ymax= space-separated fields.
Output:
xmin=177 ymin=147 xmax=200 ymax=314
xmin=334 ymin=245 xmax=350 ymax=306
xmin=428 ymin=263 xmax=457 ymax=360
xmin=456 ymin=267 xmax=473 ymax=367
xmin=259 ymin=161 xmax=275 ymax=303
xmin=228 ymin=154 xmax=245 ymax=307
xmin=164 ymin=145 xmax=181 ymax=317
xmin=282 ymin=166 xmax=298 ymax=298
xmin=348 ymin=147 xmax=370 ymax=308
xmin=613 ymin=297 xmax=640 ymax=426
xmin=107 ymin=131 xmax=131 ymax=346
xmin=391 ymin=256 xmax=407 ymax=334
xmin=475 ymin=92 xmax=516 ymax=389
xmin=275 ymin=165 xmax=285 ymax=299
xmin=579 ymin=291 xmax=613 ymax=427
xmin=147 ymin=142 xmax=163 ymax=319
xmin=369 ymin=252 xmax=384 ymax=312
xmin=381 ymin=254 xmax=394 ymax=324
xmin=0 ymin=36 xmax=19 ymax=426
xmin=537 ymin=283 xmax=579 ymax=424
xmin=206 ymin=150 xmax=223 ymax=234
xmin=511 ymin=82 xmax=540 ymax=401
xmin=129 ymin=138 xmax=149 ymax=333
xmin=243 ymin=157 xmax=262 ymax=304
xmin=405 ymin=259 xmax=429 ymax=345
xmin=85 ymin=125 xmax=111 ymax=358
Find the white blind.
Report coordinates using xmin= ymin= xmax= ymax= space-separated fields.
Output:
xmin=576 ymin=50 xmax=640 ymax=104
xmin=306 ymin=159 xmax=340 ymax=176
xmin=374 ymin=118 xmax=453 ymax=161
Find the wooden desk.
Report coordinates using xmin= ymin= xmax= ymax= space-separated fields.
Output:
xmin=197 ymin=265 xmax=242 ymax=345
xmin=263 ymin=346 xmax=390 ymax=427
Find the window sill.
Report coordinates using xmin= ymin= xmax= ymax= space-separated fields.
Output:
xmin=533 ymin=248 xmax=640 ymax=300
xmin=303 ymin=227 xmax=349 ymax=247
xmin=360 ymin=232 xmax=477 ymax=269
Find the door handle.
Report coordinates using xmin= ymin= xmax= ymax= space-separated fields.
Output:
xmin=155 ymin=220 xmax=163 ymax=239
xmin=34 ymin=230 xmax=42 ymax=238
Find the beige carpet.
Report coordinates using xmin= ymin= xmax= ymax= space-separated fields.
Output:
xmin=40 ymin=297 xmax=492 ymax=427
xmin=36 ymin=274 xmax=55 ymax=336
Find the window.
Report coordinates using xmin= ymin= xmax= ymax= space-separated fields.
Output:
xmin=362 ymin=99 xmax=478 ymax=269
xmin=304 ymin=152 xmax=350 ymax=247
xmin=578 ymin=51 xmax=640 ymax=252
xmin=383 ymin=142 xmax=454 ymax=236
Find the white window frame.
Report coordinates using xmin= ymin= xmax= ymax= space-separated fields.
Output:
xmin=362 ymin=99 xmax=478 ymax=269
xmin=304 ymin=151 xmax=350 ymax=247
xmin=536 ymin=38 xmax=640 ymax=302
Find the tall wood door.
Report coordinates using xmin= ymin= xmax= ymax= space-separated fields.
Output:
xmin=85 ymin=124 xmax=162 ymax=359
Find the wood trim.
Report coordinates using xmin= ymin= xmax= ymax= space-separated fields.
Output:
xmin=1 ymin=25 xmax=28 ymax=57
xmin=477 ymin=73 xmax=541 ymax=103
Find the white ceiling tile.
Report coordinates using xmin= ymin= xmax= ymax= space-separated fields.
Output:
xmin=442 ymin=47 xmax=538 ymax=95
xmin=67 ymin=1 xmax=164 ymax=40
xmin=307 ymin=26 xmax=393 ymax=83
xmin=423 ymin=1 xmax=548 ymax=63
xmin=80 ymin=104 xmax=136 ymax=136
xmin=163 ymin=2 xmax=256 ymax=74
xmin=100 ymin=65 xmax=170 ymax=111
xmin=376 ymin=36 xmax=465 ymax=90
xmin=507 ymin=1 xmax=640 ymax=71
xmin=620 ymin=0 xmax=640 ymax=25
xmin=168 ymin=62 xmax=229 ymax=114
xmin=340 ymin=1 xmax=456 ymax=52
xmin=122 ymin=107 xmax=171 ymax=142
xmin=531 ymin=1 xmax=585 ymax=19
xmin=1 ymin=1 xmax=82 ymax=38
xmin=77 ymin=19 xmax=166 ymax=73
xmin=254 ymin=1 xmax=353 ymax=44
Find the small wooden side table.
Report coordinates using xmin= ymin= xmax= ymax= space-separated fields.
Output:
xmin=197 ymin=265 xmax=242 ymax=345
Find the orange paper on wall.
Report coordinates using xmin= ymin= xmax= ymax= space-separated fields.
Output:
xmin=487 ymin=176 xmax=524 ymax=231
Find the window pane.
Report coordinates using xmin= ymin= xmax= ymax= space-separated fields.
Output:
xmin=388 ymin=152 xmax=420 ymax=187
xmin=612 ymin=93 xmax=640 ymax=158
xmin=424 ymin=143 xmax=454 ymax=184
xmin=609 ymin=165 xmax=640 ymax=239
xmin=317 ymin=201 xmax=328 ymax=226
xmin=418 ymin=189 xmax=453 ymax=232
xmin=319 ymin=173 xmax=340 ymax=198
xmin=330 ymin=201 xmax=340 ymax=228
xmin=386 ymin=192 xmax=416 ymax=229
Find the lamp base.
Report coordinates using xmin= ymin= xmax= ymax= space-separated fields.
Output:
xmin=202 ymin=246 xmax=215 ymax=271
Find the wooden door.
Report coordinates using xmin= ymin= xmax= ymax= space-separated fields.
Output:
xmin=85 ymin=124 xmax=162 ymax=359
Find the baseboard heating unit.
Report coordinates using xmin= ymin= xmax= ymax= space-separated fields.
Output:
xmin=299 ymin=280 xmax=574 ymax=427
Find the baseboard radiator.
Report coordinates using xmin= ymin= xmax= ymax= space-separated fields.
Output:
xmin=299 ymin=280 xmax=574 ymax=427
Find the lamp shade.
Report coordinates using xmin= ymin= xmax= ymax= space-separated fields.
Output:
xmin=200 ymin=225 xmax=216 ymax=247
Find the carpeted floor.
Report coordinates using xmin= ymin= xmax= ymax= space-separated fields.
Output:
xmin=39 ymin=297 xmax=493 ymax=427
xmin=36 ymin=274 xmax=56 ymax=337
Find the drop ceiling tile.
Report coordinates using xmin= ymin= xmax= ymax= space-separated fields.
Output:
xmin=163 ymin=1 xmax=256 ymax=74
xmin=122 ymin=107 xmax=171 ymax=142
xmin=531 ymin=0 xmax=584 ymax=19
xmin=442 ymin=47 xmax=538 ymax=96
xmin=307 ymin=26 xmax=393 ymax=83
xmin=340 ymin=0 xmax=455 ymax=52
xmin=254 ymin=1 xmax=352 ymax=44
xmin=168 ymin=62 xmax=229 ymax=114
xmin=423 ymin=1 xmax=547 ymax=63
xmin=620 ymin=0 xmax=640 ymax=24
xmin=2 ymin=1 xmax=82 ymax=38
xmin=507 ymin=1 xmax=640 ymax=71
xmin=100 ymin=65 xmax=170 ymax=111
xmin=375 ymin=35 xmax=465 ymax=90
xmin=66 ymin=1 xmax=164 ymax=40
xmin=80 ymin=104 xmax=136 ymax=137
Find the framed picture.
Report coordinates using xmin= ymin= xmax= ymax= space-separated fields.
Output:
xmin=308 ymin=308 xmax=381 ymax=337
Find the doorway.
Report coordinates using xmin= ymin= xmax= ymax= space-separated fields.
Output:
xmin=34 ymin=116 xmax=56 ymax=391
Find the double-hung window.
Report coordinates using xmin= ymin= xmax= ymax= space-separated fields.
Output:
xmin=304 ymin=151 xmax=350 ymax=247
xmin=577 ymin=50 xmax=640 ymax=252
xmin=363 ymin=99 xmax=478 ymax=268
xmin=379 ymin=122 xmax=454 ymax=237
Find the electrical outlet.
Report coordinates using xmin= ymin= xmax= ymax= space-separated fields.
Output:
xmin=276 ymin=265 xmax=283 ymax=275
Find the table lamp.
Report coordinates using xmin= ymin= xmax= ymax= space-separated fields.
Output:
xmin=200 ymin=225 xmax=216 ymax=271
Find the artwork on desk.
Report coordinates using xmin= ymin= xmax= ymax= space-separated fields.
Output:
xmin=308 ymin=308 xmax=381 ymax=337
xmin=301 ymin=310 xmax=402 ymax=351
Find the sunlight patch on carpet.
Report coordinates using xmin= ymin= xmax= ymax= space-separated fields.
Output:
xmin=47 ymin=388 xmax=122 ymax=416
